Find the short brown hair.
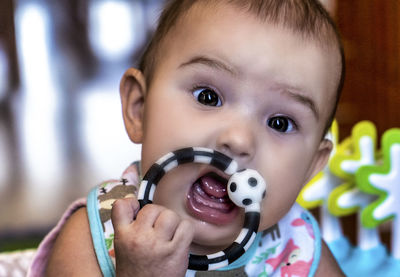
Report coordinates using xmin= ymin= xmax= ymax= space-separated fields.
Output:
xmin=139 ymin=0 xmax=345 ymax=135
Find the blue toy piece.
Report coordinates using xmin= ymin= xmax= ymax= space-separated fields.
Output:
xmin=137 ymin=147 xmax=267 ymax=271
xmin=340 ymin=243 xmax=387 ymax=277
xmin=326 ymin=235 xmax=352 ymax=262
xmin=369 ymin=256 xmax=400 ymax=277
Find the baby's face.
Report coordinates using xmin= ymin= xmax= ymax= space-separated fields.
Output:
xmin=131 ymin=3 xmax=340 ymax=254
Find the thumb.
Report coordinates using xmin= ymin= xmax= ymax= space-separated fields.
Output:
xmin=111 ymin=197 xmax=140 ymax=228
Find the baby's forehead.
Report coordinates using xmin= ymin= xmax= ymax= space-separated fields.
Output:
xmin=154 ymin=1 xmax=342 ymax=102
xmin=164 ymin=1 xmax=341 ymax=71
xmin=142 ymin=1 xmax=343 ymax=88
xmin=164 ymin=1 xmax=341 ymax=63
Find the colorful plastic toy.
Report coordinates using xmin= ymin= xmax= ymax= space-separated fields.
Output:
xmin=297 ymin=120 xmax=352 ymax=262
xmin=299 ymin=120 xmax=400 ymax=276
xmin=327 ymin=121 xmax=387 ymax=276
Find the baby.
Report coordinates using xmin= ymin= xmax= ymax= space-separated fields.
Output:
xmin=29 ymin=0 xmax=346 ymax=276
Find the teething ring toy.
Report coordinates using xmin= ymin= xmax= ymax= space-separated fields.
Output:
xmin=138 ymin=147 xmax=267 ymax=271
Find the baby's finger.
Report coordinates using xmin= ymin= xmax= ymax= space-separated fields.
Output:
xmin=111 ymin=197 xmax=140 ymax=228
xmin=134 ymin=204 xmax=167 ymax=229
xmin=153 ymin=209 xmax=181 ymax=241
xmin=172 ymin=219 xmax=195 ymax=248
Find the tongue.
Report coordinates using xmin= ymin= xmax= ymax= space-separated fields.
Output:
xmin=187 ymin=175 xmax=238 ymax=225
xmin=200 ymin=175 xmax=228 ymax=198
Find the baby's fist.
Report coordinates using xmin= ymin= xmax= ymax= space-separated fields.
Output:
xmin=111 ymin=201 xmax=194 ymax=277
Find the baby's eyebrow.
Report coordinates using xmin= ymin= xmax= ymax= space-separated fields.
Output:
xmin=284 ymin=89 xmax=319 ymax=120
xmin=179 ymin=55 xmax=238 ymax=77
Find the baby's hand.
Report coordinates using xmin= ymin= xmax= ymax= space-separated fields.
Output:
xmin=111 ymin=197 xmax=195 ymax=277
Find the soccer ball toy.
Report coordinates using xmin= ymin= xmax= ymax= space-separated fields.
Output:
xmin=138 ymin=147 xmax=267 ymax=271
xmin=228 ymin=169 xmax=266 ymax=210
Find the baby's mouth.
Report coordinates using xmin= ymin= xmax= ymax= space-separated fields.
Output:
xmin=187 ymin=172 xmax=239 ymax=225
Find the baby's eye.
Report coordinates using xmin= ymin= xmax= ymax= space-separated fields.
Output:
xmin=267 ymin=116 xmax=296 ymax=133
xmin=192 ymin=87 xmax=222 ymax=107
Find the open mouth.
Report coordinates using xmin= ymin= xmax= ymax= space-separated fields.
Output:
xmin=187 ymin=172 xmax=239 ymax=225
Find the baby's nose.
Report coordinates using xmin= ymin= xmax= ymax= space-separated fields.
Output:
xmin=216 ymin=119 xmax=256 ymax=163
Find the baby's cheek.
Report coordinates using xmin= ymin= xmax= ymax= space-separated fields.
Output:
xmin=258 ymin=193 xmax=296 ymax=231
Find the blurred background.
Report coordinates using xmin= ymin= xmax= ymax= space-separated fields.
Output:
xmin=0 ymin=0 xmax=399 ymax=251
xmin=0 ymin=0 xmax=162 ymax=250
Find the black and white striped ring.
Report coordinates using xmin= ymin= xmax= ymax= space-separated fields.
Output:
xmin=137 ymin=147 xmax=266 ymax=271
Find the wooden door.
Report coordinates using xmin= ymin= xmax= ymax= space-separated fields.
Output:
xmin=335 ymin=1 xmax=400 ymax=140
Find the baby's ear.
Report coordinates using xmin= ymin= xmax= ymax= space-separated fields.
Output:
xmin=120 ymin=68 xmax=146 ymax=143
xmin=305 ymin=138 xmax=333 ymax=183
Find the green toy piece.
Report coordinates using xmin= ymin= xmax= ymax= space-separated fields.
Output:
xmin=327 ymin=121 xmax=377 ymax=216
xmin=357 ymin=128 xmax=400 ymax=228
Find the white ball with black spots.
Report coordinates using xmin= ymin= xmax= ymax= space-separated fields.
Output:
xmin=227 ymin=169 xmax=267 ymax=208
